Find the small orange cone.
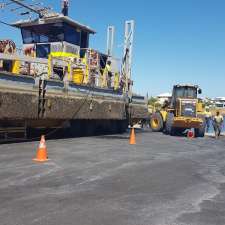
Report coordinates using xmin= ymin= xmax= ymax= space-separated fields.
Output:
xmin=33 ymin=135 xmax=49 ymax=162
xmin=129 ymin=127 xmax=136 ymax=145
xmin=187 ymin=129 xmax=194 ymax=139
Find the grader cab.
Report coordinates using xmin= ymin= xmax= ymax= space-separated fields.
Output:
xmin=150 ymin=84 xmax=205 ymax=137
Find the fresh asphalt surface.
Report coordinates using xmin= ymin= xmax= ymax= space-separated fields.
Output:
xmin=0 ymin=130 xmax=225 ymax=225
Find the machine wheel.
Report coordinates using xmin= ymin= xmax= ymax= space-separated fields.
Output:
xmin=150 ymin=112 xmax=163 ymax=132
xmin=195 ymin=118 xmax=206 ymax=137
xmin=164 ymin=113 xmax=175 ymax=135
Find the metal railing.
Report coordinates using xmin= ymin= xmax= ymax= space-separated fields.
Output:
xmin=0 ymin=50 xmax=122 ymax=91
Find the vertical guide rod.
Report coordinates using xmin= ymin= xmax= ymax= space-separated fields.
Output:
xmin=123 ymin=20 xmax=135 ymax=94
xmin=106 ymin=26 xmax=115 ymax=56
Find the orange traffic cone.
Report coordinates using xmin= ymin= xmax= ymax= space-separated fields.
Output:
xmin=187 ymin=129 xmax=194 ymax=139
xmin=129 ymin=127 xmax=136 ymax=145
xmin=33 ymin=135 xmax=49 ymax=162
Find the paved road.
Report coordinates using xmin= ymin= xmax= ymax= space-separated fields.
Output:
xmin=0 ymin=131 xmax=225 ymax=225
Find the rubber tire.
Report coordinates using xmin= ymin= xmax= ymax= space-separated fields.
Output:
xmin=164 ymin=113 xmax=175 ymax=135
xmin=150 ymin=112 xmax=164 ymax=132
xmin=195 ymin=118 xmax=206 ymax=138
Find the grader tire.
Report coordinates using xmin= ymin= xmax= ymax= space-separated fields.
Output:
xmin=150 ymin=112 xmax=163 ymax=132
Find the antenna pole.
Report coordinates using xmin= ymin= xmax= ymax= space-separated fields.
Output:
xmin=9 ymin=0 xmax=43 ymax=17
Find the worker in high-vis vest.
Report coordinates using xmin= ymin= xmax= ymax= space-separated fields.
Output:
xmin=106 ymin=61 xmax=113 ymax=88
xmin=114 ymin=72 xmax=120 ymax=91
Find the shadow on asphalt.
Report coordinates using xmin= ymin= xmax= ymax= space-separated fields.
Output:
xmin=97 ymin=135 xmax=129 ymax=140
xmin=0 ymin=128 xmax=152 ymax=144
xmin=96 ymin=128 xmax=152 ymax=140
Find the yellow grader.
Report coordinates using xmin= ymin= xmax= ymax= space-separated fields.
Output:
xmin=150 ymin=84 xmax=205 ymax=137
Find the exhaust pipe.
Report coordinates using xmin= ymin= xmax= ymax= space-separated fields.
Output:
xmin=61 ymin=0 xmax=69 ymax=16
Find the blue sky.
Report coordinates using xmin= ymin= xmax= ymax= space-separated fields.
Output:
xmin=1 ymin=0 xmax=225 ymax=97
